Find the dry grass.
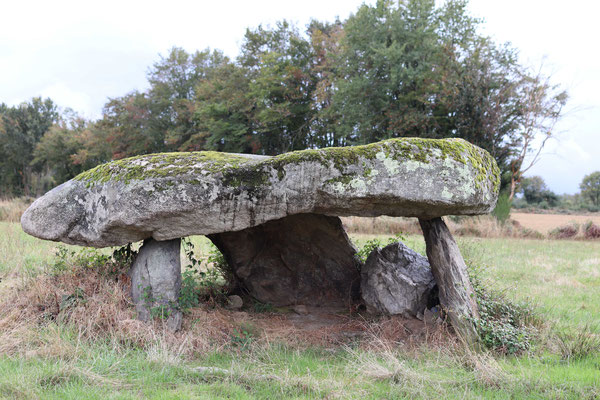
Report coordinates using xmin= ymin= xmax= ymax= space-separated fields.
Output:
xmin=512 ymin=212 xmax=600 ymax=234
xmin=342 ymin=215 xmax=545 ymax=239
xmin=0 ymin=197 xmax=33 ymax=223
xmin=0 ymin=261 xmax=453 ymax=363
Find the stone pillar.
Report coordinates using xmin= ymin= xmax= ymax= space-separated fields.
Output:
xmin=208 ymin=213 xmax=361 ymax=307
xmin=129 ymin=238 xmax=182 ymax=331
xmin=418 ymin=217 xmax=480 ymax=347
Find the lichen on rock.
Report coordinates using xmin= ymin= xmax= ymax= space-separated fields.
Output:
xmin=22 ymin=137 xmax=500 ymax=247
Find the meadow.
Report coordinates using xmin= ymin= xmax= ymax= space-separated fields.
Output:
xmin=0 ymin=221 xmax=599 ymax=399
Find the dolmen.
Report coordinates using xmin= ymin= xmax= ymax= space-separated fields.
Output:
xmin=21 ymin=138 xmax=499 ymax=344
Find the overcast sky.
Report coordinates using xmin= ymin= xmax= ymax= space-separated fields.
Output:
xmin=2 ymin=0 xmax=598 ymax=194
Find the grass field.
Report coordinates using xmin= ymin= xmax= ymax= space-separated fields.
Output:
xmin=0 ymin=221 xmax=599 ymax=399
xmin=511 ymin=212 xmax=600 ymax=234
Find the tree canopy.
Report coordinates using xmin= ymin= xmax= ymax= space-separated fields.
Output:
xmin=580 ymin=172 xmax=600 ymax=207
xmin=0 ymin=0 xmax=569 ymax=200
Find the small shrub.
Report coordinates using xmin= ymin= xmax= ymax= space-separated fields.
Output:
xmin=492 ymin=193 xmax=512 ymax=224
xmin=230 ymin=322 xmax=258 ymax=350
xmin=469 ymin=264 xmax=539 ymax=354
xmin=179 ymin=268 xmax=201 ymax=312
xmin=49 ymin=244 xmax=137 ymax=277
xmin=583 ymin=221 xmax=600 ymax=239
xmin=549 ymin=222 xmax=579 ymax=239
xmin=179 ymin=238 xmax=232 ymax=310
xmin=356 ymin=233 xmax=406 ymax=263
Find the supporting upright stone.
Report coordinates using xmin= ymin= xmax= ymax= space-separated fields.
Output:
xmin=208 ymin=214 xmax=361 ymax=307
xmin=418 ymin=217 xmax=480 ymax=347
xmin=129 ymin=238 xmax=182 ymax=331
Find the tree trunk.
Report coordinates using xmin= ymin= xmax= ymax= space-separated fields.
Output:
xmin=418 ymin=217 xmax=480 ymax=347
xmin=508 ymin=176 xmax=517 ymax=201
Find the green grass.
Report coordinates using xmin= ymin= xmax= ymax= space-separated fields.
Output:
xmin=1 ymin=223 xmax=599 ymax=399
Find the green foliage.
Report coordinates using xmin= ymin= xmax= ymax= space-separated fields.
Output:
xmin=519 ymin=176 xmax=559 ymax=206
xmin=356 ymin=233 xmax=407 ymax=263
xmin=469 ymin=264 xmax=539 ymax=354
xmin=49 ymin=243 xmax=137 ymax=277
xmin=492 ymin=193 xmax=512 ymax=224
xmin=579 ymin=171 xmax=600 ymax=207
xmin=178 ymin=238 xmax=232 ymax=312
xmin=252 ymin=300 xmax=275 ymax=313
xmin=0 ymin=98 xmax=59 ymax=196
xmin=0 ymin=1 xmax=569 ymax=198
xmin=140 ymin=286 xmax=176 ymax=320
xmin=229 ymin=322 xmax=258 ymax=350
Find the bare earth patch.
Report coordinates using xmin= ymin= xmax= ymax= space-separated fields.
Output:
xmin=511 ymin=212 xmax=600 ymax=234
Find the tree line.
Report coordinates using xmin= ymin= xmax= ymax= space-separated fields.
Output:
xmin=1 ymin=0 xmax=568 ymax=198
xmin=516 ymin=174 xmax=600 ymax=212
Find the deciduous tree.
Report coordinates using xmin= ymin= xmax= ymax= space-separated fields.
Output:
xmin=580 ymin=171 xmax=600 ymax=207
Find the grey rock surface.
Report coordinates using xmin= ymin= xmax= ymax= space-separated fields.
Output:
xmin=361 ymin=242 xmax=438 ymax=317
xmin=129 ymin=238 xmax=182 ymax=331
xmin=21 ymin=138 xmax=499 ymax=247
xmin=209 ymin=213 xmax=361 ymax=307
xmin=226 ymin=295 xmax=243 ymax=310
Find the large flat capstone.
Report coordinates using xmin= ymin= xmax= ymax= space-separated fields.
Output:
xmin=21 ymin=138 xmax=499 ymax=247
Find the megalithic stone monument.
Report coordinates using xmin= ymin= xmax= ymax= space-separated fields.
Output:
xmin=21 ymin=137 xmax=499 ymax=343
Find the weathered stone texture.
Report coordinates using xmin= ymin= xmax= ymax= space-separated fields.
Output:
xmin=129 ymin=238 xmax=182 ymax=331
xmin=21 ymin=138 xmax=500 ymax=247
xmin=208 ymin=214 xmax=361 ymax=307
xmin=361 ymin=242 xmax=438 ymax=317
xmin=419 ymin=217 xmax=480 ymax=346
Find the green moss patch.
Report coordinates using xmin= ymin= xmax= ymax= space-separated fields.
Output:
xmin=74 ymin=138 xmax=500 ymax=194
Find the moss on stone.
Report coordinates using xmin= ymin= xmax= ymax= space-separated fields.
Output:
xmin=325 ymin=173 xmax=358 ymax=186
xmin=74 ymin=137 xmax=500 ymax=195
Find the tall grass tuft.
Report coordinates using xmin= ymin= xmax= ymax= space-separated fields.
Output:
xmin=492 ymin=193 xmax=512 ymax=224
xmin=556 ymin=323 xmax=600 ymax=361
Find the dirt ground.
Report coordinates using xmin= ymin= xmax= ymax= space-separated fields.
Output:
xmin=511 ymin=212 xmax=600 ymax=234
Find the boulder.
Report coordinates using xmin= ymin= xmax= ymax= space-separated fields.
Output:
xmin=208 ymin=213 xmax=361 ymax=307
xmin=21 ymin=138 xmax=499 ymax=248
xmin=361 ymin=242 xmax=438 ymax=317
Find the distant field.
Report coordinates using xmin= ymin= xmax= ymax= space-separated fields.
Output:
xmin=511 ymin=212 xmax=600 ymax=234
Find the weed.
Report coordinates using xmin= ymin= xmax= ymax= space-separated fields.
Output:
xmin=179 ymin=269 xmax=201 ymax=312
xmin=49 ymin=243 xmax=137 ymax=277
xmin=356 ymin=233 xmax=406 ymax=263
xmin=556 ymin=323 xmax=600 ymax=361
xmin=469 ymin=264 xmax=539 ymax=354
xmin=59 ymin=287 xmax=86 ymax=312
xmin=230 ymin=323 xmax=258 ymax=350
xmin=179 ymin=238 xmax=230 ymax=309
